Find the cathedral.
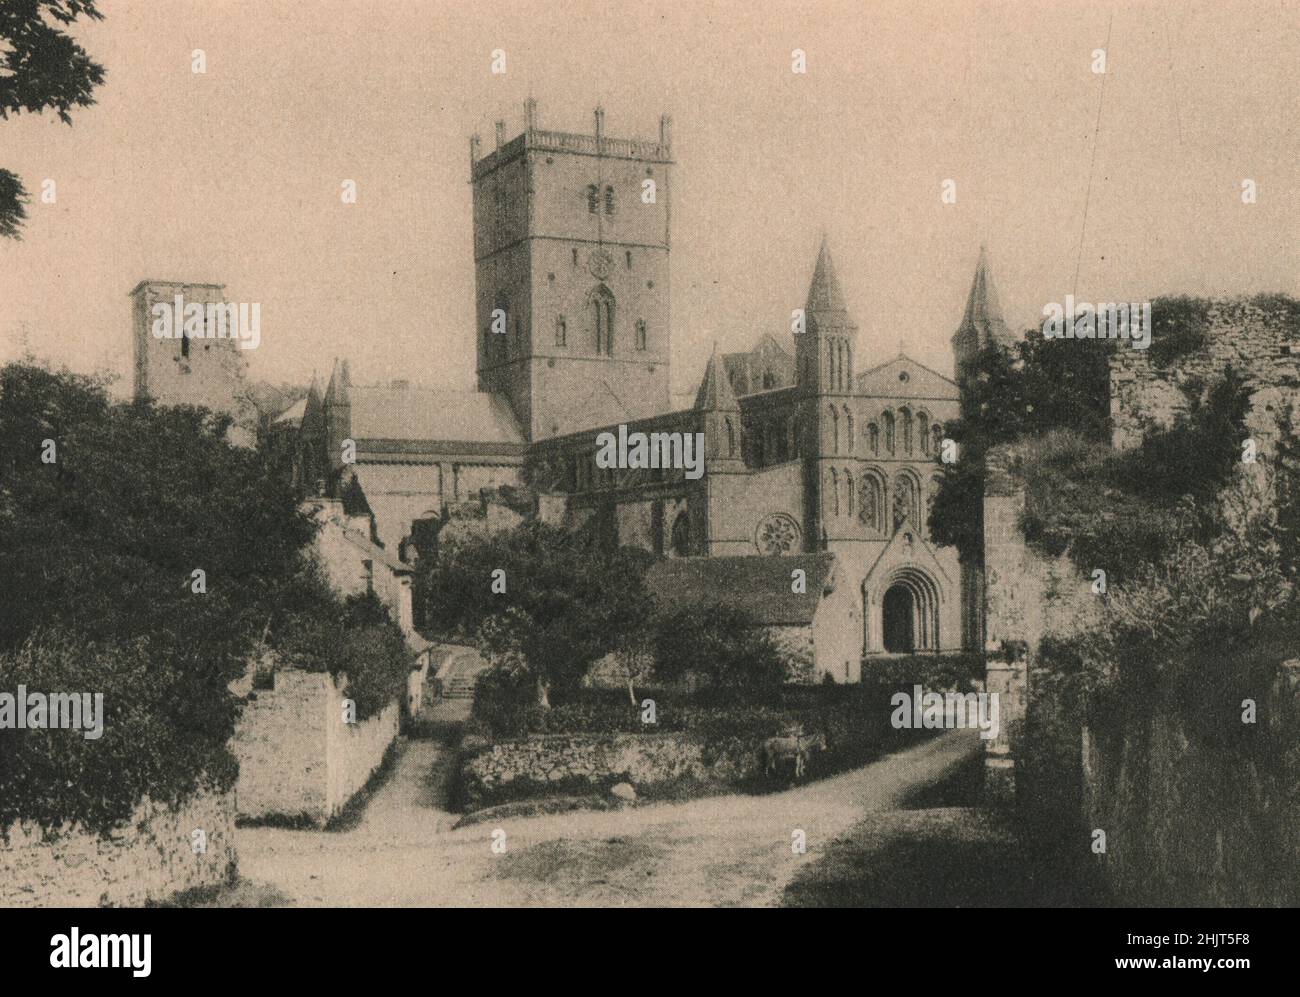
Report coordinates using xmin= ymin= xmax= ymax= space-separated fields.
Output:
xmin=133 ymin=101 xmax=1018 ymax=682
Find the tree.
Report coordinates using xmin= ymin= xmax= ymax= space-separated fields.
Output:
xmin=0 ymin=1 xmax=107 ymax=239
xmin=650 ymin=604 xmax=787 ymax=696
xmin=421 ymin=521 xmax=654 ymax=708
xmin=0 ymin=360 xmax=361 ymax=832
xmin=928 ymin=331 xmax=1113 ymax=561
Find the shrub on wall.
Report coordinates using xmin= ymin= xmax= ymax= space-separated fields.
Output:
xmin=1018 ymin=367 xmax=1252 ymax=583
xmin=272 ymin=585 xmax=412 ymax=721
xmin=0 ymin=362 xmax=321 ymax=836
xmin=0 ymin=629 xmax=239 ymax=839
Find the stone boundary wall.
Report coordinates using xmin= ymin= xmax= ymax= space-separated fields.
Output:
xmin=232 ymin=667 xmax=399 ymax=825
xmin=1110 ymin=297 xmax=1300 ymax=451
xmin=461 ymin=732 xmax=760 ymax=809
xmin=1 ymin=788 xmax=236 ymax=908
xmin=982 ymin=444 xmax=1100 ymax=800
xmin=1081 ymin=659 xmax=1300 ymax=906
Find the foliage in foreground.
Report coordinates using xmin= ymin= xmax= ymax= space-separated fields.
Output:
xmin=0 ymin=362 xmax=411 ymax=835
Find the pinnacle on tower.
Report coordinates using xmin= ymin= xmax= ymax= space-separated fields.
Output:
xmin=325 ymin=358 xmax=351 ymax=402
xmin=806 ymin=234 xmax=848 ymax=313
xmin=953 ymin=245 xmax=1014 ymax=352
xmin=694 ymin=342 xmax=738 ymax=411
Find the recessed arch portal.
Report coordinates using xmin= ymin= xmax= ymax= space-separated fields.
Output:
xmin=864 ymin=566 xmax=942 ymax=655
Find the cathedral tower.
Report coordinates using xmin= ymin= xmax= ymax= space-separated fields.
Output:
xmin=796 ymin=238 xmax=858 ymax=549
xmin=471 ymin=100 xmax=673 ymax=441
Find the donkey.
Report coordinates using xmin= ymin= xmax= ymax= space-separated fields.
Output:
xmin=762 ymin=728 xmax=828 ymax=781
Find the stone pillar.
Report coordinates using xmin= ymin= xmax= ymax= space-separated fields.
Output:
xmin=982 ymin=444 xmax=1032 ymax=804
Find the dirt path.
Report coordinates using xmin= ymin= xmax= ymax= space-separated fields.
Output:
xmin=219 ymin=728 xmax=981 ymax=907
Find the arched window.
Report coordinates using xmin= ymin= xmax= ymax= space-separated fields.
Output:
xmin=762 ymin=370 xmax=776 ymax=389
xmin=829 ymin=468 xmax=840 ymax=516
xmin=843 ymin=405 xmax=854 ymax=452
xmin=625 ymin=250 xmax=633 ymax=269
xmin=180 ymin=328 xmax=190 ymax=359
xmin=883 ymin=410 xmax=896 ymax=454
xmin=555 ymin=315 xmax=567 ymax=346
xmin=604 ymin=185 xmax=615 ymax=215
xmin=918 ymin=413 xmax=930 ymax=455
xmin=590 ymin=285 xmax=615 ymax=354
xmin=901 ymin=407 xmax=913 ymax=454
xmin=846 ymin=470 xmax=855 ymax=517
xmin=635 ymin=319 xmax=647 ymax=351
xmin=868 ymin=422 xmax=879 ymax=454
xmin=893 ymin=472 xmax=920 ymax=530
xmin=725 ymin=417 xmax=735 ymax=457
xmin=859 ymin=473 xmax=883 ymax=532
xmin=829 ymin=406 xmax=839 ymax=454
xmin=586 ymin=185 xmax=598 ymax=213
xmin=933 ymin=424 xmax=943 ymax=456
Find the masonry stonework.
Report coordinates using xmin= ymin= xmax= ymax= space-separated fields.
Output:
xmin=232 ymin=667 xmax=400 ymax=825
xmin=0 ymin=789 xmax=236 ymax=908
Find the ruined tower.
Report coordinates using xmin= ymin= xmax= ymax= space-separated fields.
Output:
xmin=129 ymin=280 xmax=255 ymax=444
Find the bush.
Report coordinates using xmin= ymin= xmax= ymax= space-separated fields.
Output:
xmin=1147 ymin=296 xmax=1210 ymax=367
xmin=1017 ymin=367 xmax=1252 ymax=582
xmin=0 ymin=630 xmax=239 ymax=838
xmin=272 ymin=584 xmax=412 ymax=721
xmin=651 ymin=604 xmax=787 ymax=695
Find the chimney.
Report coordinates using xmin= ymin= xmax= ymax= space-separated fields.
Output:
xmin=469 ymin=133 xmax=481 ymax=169
xmin=659 ymin=113 xmax=672 ymax=150
xmin=495 ymin=120 xmax=506 ymax=150
xmin=524 ymin=97 xmax=537 ymax=133
xmin=594 ymin=105 xmax=605 ymax=142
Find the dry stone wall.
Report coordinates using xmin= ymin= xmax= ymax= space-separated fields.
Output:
xmin=1 ymin=788 xmax=236 ymax=908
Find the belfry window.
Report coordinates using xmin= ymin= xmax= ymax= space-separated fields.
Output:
xmin=604 ymin=185 xmax=616 ymax=215
xmin=635 ymin=319 xmax=647 ymax=351
xmin=586 ymin=185 xmax=599 ymax=213
xmin=555 ymin=315 xmax=567 ymax=346
xmin=590 ymin=285 xmax=615 ymax=355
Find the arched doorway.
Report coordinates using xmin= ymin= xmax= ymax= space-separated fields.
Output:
xmin=882 ymin=584 xmax=915 ymax=653
xmin=865 ymin=566 xmax=942 ymax=655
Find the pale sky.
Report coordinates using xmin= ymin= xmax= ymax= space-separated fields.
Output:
xmin=1 ymin=0 xmax=1296 ymax=399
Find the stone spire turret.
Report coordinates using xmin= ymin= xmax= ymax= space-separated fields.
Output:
xmin=796 ymin=235 xmax=857 ymax=397
xmin=694 ymin=342 xmax=739 ymax=411
xmin=806 ymin=235 xmax=849 ymax=313
xmin=952 ymin=245 xmax=1016 ymax=379
xmin=695 ymin=343 xmax=742 ymax=471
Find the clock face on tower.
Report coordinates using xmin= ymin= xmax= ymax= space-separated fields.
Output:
xmin=587 ymin=249 xmax=613 ymax=281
